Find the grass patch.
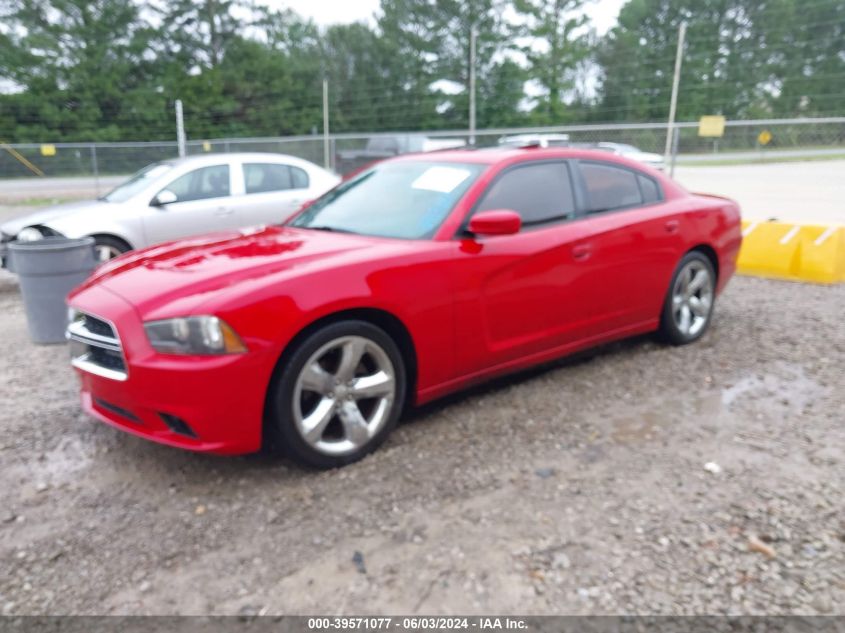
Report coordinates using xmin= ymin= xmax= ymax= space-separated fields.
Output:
xmin=0 ymin=196 xmax=79 ymax=207
xmin=678 ymin=153 xmax=845 ymax=167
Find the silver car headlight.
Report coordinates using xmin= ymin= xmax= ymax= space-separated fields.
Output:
xmin=16 ymin=227 xmax=45 ymax=242
xmin=144 ymin=316 xmax=247 ymax=355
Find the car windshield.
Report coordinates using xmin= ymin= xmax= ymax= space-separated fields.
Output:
xmin=290 ymin=160 xmax=485 ymax=239
xmin=101 ymin=162 xmax=174 ymax=203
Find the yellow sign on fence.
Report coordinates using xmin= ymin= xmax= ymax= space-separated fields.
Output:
xmin=758 ymin=130 xmax=772 ymax=145
xmin=40 ymin=144 xmax=56 ymax=157
xmin=698 ymin=116 xmax=726 ymax=137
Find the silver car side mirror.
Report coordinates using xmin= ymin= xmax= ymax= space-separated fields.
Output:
xmin=152 ymin=190 xmax=178 ymax=207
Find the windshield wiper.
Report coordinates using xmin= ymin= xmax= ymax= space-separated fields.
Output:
xmin=305 ymin=225 xmax=359 ymax=235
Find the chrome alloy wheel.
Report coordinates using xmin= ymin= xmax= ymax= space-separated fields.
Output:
xmin=292 ymin=335 xmax=396 ymax=456
xmin=671 ymin=259 xmax=714 ymax=337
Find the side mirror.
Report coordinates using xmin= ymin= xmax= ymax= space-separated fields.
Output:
xmin=151 ymin=190 xmax=178 ymax=207
xmin=468 ymin=209 xmax=522 ymax=237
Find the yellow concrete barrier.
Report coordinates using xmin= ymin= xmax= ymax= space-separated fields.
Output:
xmin=738 ymin=220 xmax=845 ymax=284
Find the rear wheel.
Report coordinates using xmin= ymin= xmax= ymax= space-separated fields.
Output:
xmin=659 ymin=251 xmax=716 ymax=345
xmin=93 ymin=235 xmax=131 ymax=262
xmin=268 ymin=320 xmax=406 ymax=469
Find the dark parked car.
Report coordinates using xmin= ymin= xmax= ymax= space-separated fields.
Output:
xmin=335 ymin=134 xmax=465 ymax=176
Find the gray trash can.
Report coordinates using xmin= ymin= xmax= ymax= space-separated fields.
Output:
xmin=8 ymin=237 xmax=97 ymax=344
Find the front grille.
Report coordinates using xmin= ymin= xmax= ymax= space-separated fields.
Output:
xmin=83 ymin=314 xmax=115 ymax=338
xmin=67 ymin=311 xmax=128 ymax=381
xmin=89 ymin=345 xmax=126 ymax=372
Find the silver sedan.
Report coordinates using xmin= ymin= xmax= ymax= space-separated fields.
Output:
xmin=1 ymin=153 xmax=340 ymax=264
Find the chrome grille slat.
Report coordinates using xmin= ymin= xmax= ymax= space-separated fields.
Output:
xmin=67 ymin=311 xmax=128 ymax=381
xmin=66 ymin=320 xmax=122 ymax=351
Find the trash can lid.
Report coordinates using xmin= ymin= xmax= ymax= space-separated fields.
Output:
xmin=8 ymin=236 xmax=95 ymax=253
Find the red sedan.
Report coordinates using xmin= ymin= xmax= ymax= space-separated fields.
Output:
xmin=67 ymin=148 xmax=742 ymax=468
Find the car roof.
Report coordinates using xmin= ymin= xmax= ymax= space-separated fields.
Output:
xmin=162 ymin=152 xmax=316 ymax=168
xmin=391 ymin=147 xmax=654 ymax=167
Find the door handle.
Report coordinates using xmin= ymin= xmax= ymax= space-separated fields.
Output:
xmin=214 ymin=207 xmax=233 ymax=216
xmin=665 ymin=219 xmax=680 ymax=233
xmin=572 ymin=243 xmax=593 ymax=261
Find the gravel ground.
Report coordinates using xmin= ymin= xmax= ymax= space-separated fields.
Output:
xmin=0 ymin=269 xmax=843 ymax=616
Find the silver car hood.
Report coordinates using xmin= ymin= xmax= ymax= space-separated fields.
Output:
xmin=0 ymin=200 xmax=108 ymax=237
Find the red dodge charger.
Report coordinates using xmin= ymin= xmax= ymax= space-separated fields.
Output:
xmin=67 ymin=148 xmax=742 ymax=468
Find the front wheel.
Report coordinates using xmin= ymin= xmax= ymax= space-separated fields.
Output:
xmin=267 ymin=320 xmax=406 ymax=469
xmin=659 ymin=251 xmax=716 ymax=345
xmin=93 ymin=235 xmax=131 ymax=262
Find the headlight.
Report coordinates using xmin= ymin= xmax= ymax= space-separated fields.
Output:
xmin=16 ymin=227 xmax=44 ymax=242
xmin=144 ymin=316 xmax=247 ymax=355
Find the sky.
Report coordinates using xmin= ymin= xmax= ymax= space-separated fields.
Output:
xmin=259 ymin=0 xmax=627 ymax=34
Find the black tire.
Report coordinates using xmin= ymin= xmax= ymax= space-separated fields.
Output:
xmin=93 ymin=235 xmax=132 ymax=262
xmin=267 ymin=320 xmax=407 ymax=469
xmin=659 ymin=251 xmax=716 ymax=346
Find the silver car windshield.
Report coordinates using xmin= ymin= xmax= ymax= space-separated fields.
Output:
xmin=290 ymin=161 xmax=485 ymax=239
xmin=101 ymin=163 xmax=174 ymax=203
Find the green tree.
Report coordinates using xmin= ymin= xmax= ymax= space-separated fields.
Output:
xmin=513 ymin=0 xmax=593 ymax=123
xmin=0 ymin=0 xmax=163 ymax=141
xmin=375 ymin=0 xmax=445 ymax=129
xmin=471 ymin=59 xmax=531 ymax=129
xmin=321 ymin=23 xmax=397 ymax=132
xmin=154 ymin=0 xmax=251 ymax=69
xmin=377 ymin=0 xmax=520 ymax=129
xmin=595 ymin=0 xmax=791 ymax=122
xmin=756 ymin=0 xmax=845 ymax=117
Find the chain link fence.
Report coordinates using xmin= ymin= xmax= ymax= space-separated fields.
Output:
xmin=2 ymin=117 xmax=843 ymax=184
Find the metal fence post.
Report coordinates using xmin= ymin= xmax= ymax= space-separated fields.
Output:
xmin=175 ymin=99 xmax=186 ymax=158
xmin=664 ymin=22 xmax=687 ymax=169
xmin=322 ymin=80 xmax=331 ymax=170
xmin=90 ymin=145 xmax=100 ymax=196
xmin=670 ymin=128 xmax=681 ymax=177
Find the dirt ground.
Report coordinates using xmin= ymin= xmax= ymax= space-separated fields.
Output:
xmin=0 ymin=267 xmax=843 ymax=616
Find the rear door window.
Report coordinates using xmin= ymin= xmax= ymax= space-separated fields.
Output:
xmin=243 ymin=163 xmax=294 ymax=194
xmin=475 ymin=162 xmax=575 ymax=226
xmin=580 ymin=162 xmax=643 ymax=212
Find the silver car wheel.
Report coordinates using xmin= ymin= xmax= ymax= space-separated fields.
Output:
xmin=293 ymin=335 xmax=396 ymax=456
xmin=671 ymin=259 xmax=713 ymax=337
xmin=95 ymin=244 xmax=123 ymax=262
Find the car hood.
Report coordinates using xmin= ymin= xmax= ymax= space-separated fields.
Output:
xmin=0 ymin=199 xmax=108 ymax=236
xmin=72 ymin=226 xmax=382 ymax=318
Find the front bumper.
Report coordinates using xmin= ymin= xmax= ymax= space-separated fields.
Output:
xmin=69 ymin=284 xmax=276 ymax=455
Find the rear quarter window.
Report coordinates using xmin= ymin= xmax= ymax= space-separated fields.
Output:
xmin=291 ymin=166 xmax=310 ymax=189
xmin=638 ymin=174 xmax=662 ymax=204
